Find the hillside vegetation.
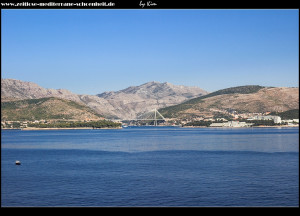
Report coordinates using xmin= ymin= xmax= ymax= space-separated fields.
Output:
xmin=269 ymin=109 xmax=299 ymax=120
xmin=159 ymin=85 xmax=299 ymax=119
xmin=1 ymin=97 xmax=104 ymax=121
xmin=159 ymin=85 xmax=266 ymax=118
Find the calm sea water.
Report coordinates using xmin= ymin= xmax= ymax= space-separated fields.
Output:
xmin=1 ymin=127 xmax=299 ymax=207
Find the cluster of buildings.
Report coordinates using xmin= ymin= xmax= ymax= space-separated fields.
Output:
xmin=1 ymin=120 xmax=48 ymax=129
xmin=210 ymin=115 xmax=299 ymax=128
xmin=247 ymin=115 xmax=299 ymax=125
xmin=247 ymin=115 xmax=282 ymax=124
xmin=210 ymin=121 xmax=254 ymax=128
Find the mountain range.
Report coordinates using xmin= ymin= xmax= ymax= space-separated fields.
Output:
xmin=1 ymin=79 xmax=298 ymax=122
xmin=1 ymin=79 xmax=208 ymax=120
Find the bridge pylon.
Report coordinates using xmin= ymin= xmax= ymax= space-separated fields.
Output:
xmin=135 ymin=108 xmax=166 ymax=126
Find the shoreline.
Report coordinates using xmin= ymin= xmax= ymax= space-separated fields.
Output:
xmin=19 ymin=127 xmax=122 ymax=130
xmin=252 ymin=125 xmax=299 ymax=128
xmin=183 ymin=125 xmax=299 ymax=128
xmin=2 ymin=125 xmax=298 ymax=130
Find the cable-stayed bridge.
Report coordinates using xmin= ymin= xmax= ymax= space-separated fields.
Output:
xmin=124 ymin=108 xmax=166 ymax=126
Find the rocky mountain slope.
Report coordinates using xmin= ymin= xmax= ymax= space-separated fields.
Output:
xmin=159 ymin=85 xmax=299 ymax=119
xmin=1 ymin=78 xmax=80 ymax=102
xmin=1 ymin=79 xmax=208 ymax=119
xmin=97 ymin=81 xmax=208 ymax=119
xmin=1 ymin=97 xmax=104 ymax=121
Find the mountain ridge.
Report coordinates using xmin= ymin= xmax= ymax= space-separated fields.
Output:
xmin=1 ymin=78 xmax=208 ymax=119
xmin=159 ymin=85 xmax=299 ymax=119
xmin=3 ymin=78 xmax=298 ymax=121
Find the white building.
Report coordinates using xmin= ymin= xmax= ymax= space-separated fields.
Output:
xmin=210 ymin=121 xmax=253 ymax=128
xmin=247 ymin=115 xmax=281 ymax=124
xmin=210 ymin=122 xmax=224 ymax=127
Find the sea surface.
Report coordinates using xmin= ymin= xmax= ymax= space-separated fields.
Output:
xmin=1 ymin=127 xmax=299 ymax=207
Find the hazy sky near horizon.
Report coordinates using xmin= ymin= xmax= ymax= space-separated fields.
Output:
xmin=2 ymin=9 xmax=299 ymax=94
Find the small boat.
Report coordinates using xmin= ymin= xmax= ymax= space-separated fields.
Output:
xmin=15 ymin=160 xmax=21 ymax=165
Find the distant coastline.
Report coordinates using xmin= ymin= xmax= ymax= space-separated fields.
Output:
xmin=2 ymin=127 xmax=123 ymax=131
xmin=252 ymin=125 xmax=299 ymax=128
xmin=2 ymin=125 xmax=298 ymax=131
xmin=183 ymin=125 xmax=299 ymax=128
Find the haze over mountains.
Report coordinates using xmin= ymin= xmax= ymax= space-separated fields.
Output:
xmin=1 ymin=79 xmax=208 ymax=120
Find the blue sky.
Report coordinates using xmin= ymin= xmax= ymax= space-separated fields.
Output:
xmin=2 ymin=9 xmax=299 ymax=94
